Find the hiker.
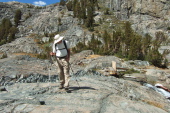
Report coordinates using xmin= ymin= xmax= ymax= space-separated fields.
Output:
xmin=50 ymin=34 xmax=70 ymax=91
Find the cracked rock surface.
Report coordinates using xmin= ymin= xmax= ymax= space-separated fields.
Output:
xmin=0 ymin=50 xmax=170 ymax=113
xmin=0 ymin=75 xmax=170 ymax=113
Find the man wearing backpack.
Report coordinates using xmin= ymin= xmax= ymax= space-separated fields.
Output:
xmin=50 ymin=34 xmax=70 ymax=91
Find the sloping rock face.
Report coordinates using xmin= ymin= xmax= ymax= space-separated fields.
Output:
xmin=0 ymin=76 xmax=169 ymax=113
xmin=0 ymin=50 xmax=170 ymax=113
xmin=1 ymin=1 xmax=170 ymax=40
xmin=98 ymin=0 xmax=170 ymax=61
xmin=0 ymin=2 xmax=41 ymax=24
xmin=0 ymin=1 xmax=78 ymax=37
xmin=0 ymin=1 xmax=170 ymax=112
xmin=1 ymin=1 xmax=169 ymax=59
xmin=0 ymin=37 xmax=43 ymax=54
xmin=0 ymin=2 xmax=88 ymax=48
xmin=99 ymin=0 xmax=170 ymax=39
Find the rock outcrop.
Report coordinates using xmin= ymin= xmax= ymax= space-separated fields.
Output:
xmin=0 ymin=75 xmax=170 ymax=113
xmin=99 ymin=0 xmax=170 ymax=39
xmin=0 ymin=1 xmax=170 ymax=112
xmin=0 ymin=1 xmax=169 ymax=59
xmin=0 ymin=37 xmax=43 ymax=54
xmin=0 ymin=50 xmax=170 ymax=112
xmin=1 ymin=0 xmax=170 ymax=40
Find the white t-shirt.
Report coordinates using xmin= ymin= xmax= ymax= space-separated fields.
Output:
xmin=52 ymin=40 xmax=70 ymax=58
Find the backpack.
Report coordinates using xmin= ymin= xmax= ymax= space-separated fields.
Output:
xmin=55 ymin=40 xmax=68 ymax=54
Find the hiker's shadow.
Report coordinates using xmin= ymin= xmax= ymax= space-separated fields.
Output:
xmin=69 ymin=86 xmax=96 ymax=91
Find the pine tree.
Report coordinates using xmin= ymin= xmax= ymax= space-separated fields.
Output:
xmin=80 ymin=0 xmax=86 ymax=22
xmin=152 ymin=31 xmax=167 ymax=50
xmin=2 ymin=18 xmax=12 ymax=41
xmin=0 ymin=18 xmax=17 ymax=45
xmin=87 ymin=33 xmax=102 ymax=54
xmin=66 ymin=1 xmax=73 ymax=11
xmin=60 ymin=0 xmax=66 ymax=6
xmin=76 ymin=2 xmax=81 ymax=20
xmin=0 ymin=26 xmax=5 ymax=42
xmin=9 ymin=26 xmax=18 ymax=42
xmin=128 ymin=34 xmax=142 ymax=60
xmin=14 ymin=9 xmax=22 ymax=27
xmin=102 ymin=30 xmax=111 ymax=53
xmin=147 ymin=49 xmax=163 ymax=67
xmin=73 ymin=0 xmax=78 ymax=17
xmin=88 ymin=33 xmax=95 ymax=49
xmin=146 ymin=31 xmax=168 ymax=67
xmin=141 ymin=33 xmax=152 ymax=59
xmin=124 ymin=21 xmax=134 ymax=58
xmin=85 ymin=2 xmax=94 ymax=28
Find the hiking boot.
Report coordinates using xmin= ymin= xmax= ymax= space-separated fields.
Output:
xmin=65 ymin=87 xmax=69 ymax=91
xmin=65 ymin=87 xmax=71 ymax=93
xmin=59 ymin=85 xmax=64 ymax=89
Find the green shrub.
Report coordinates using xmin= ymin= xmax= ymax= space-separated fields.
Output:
xmin=0 ymin=40 xmax=6 ymax=46
xmin=167 ymin=27 xmax=170 ymax=30
xmin=1 ymin=53 xmax=7 ymax=59
xmin=37 ymin=53 xmax=48 ymax=59
xmin=104 ymin=8 xmax=110 ymax=15
xmin=58 ymin=18 xmax=62 ymax=25
xmin=123 ymin=68 xmax=140 ymax=74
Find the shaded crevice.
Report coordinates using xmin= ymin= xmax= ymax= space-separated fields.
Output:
xmin=98 ymin=92 xmax=114 ymax=113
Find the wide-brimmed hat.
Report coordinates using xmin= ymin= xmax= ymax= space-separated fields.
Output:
xmin=54 ymin=34 xmax=64 ymax=43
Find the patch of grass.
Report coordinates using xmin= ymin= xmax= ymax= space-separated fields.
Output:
xmin=122 ymin=68 xmax=140 ymax=74
xmin=37 ymin=53 xmax=48 ymax=59
xmin=142 ymin=99 xmax=167 ymax=112
xmin=13 ymin=53 xmax=38 ymax=57
xmin=117 ymin=68 xmax=140 ymax=78
xmin=85 ymin=55 xmax=101 ymax=59
xmin=28 ymin=33 xmax=39 ymax=38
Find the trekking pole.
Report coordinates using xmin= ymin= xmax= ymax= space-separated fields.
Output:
xmin=69 ymin=63 xmax=80 ymax=88
xmin=48 ymin=62 xmax=51 ymax=89
xmin=48 ymin=53 xmax=54 ymax=91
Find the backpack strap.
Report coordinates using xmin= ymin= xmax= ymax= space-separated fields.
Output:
xmin=55 ymin=40 xmax=68 ymax=52
xmin=63 ymin=40 xmax=68 ymax=54
xmin=63 ymin=40 xmax=68 ymax=50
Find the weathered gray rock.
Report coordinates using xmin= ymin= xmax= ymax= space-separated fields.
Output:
xmin=0 ymin=0 xmax=170 ymax=111
xmin=0 ymin=75 xmax=169 ymax=113
xmin=159 ymin=46 xmax=170 ymax=61
xmin=146 ymin=69 xmax=165 ymax=76
xmin=41 ymin=37 xmax=50 ymax=43
xmin=0 ymin=37 xmax=43 ymax=54
xmin=99 ymin=0 xmax=170 ymax=39
xmin=1 ymin=1 xmax=170 ymax=61
xmin=0 ymin=2 xmax=41 ymax=25
xmin=0 ymin=50 xmax=170 ymax=113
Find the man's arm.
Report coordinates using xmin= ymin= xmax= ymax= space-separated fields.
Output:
xmin=50 ymin=42 xmax=56 ymax=56
xmin=157 ymin=86 xmax=170 ymax=92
